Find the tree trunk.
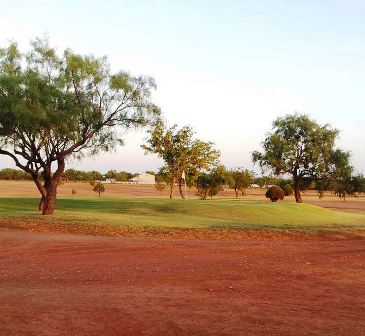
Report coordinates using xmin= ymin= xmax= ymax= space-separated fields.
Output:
xmin=178 ymin=180 xmax=185 ymax=199
xmin=40 ymin=157 xmax=65 ymax=215
xmin=42 ymin=181 xmax=58 ymax=215
xmin=39 ymin=195 xmax=45 ymax=211
xmin=169 ymin=178 xmax=175 ymax=199
xmin=235 ymin=189 xmax=238 ymax=198
xmin=293 ymin=177 xmax=303 ymax=203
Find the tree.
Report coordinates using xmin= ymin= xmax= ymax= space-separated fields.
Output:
xmin=254 ymin=175 xmax=277 ymax=189
xmin=142 ymin=120 xmax=220 ymax=199
xmin=114 ymin=171 xmax=133 ymax=182
xmin=0 ymin=38 xmax=159 ymax=214
xmin=154 ymin=174 xmax=167 ymax=196
xmin=227 ymin=168 xmax=254 ymax=198
xmin=352 ymin=174 xmax=365 ymax=196
xmin=196 ymin=165 xmax=226 ymax=200
xmin=331 ymin=150 xmax=353 ymax=201
xmin=252 ymin=114 xmax=343 ymax=203
xmin=93 ymin=181 xmax=105 ymax=197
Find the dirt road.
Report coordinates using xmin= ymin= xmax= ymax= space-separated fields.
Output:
xmin=0 ymin=228 xmax=364 ymax=336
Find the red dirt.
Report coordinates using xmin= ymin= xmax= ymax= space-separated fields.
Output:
xmin=1 ymin=228 xmax=364 ymax=336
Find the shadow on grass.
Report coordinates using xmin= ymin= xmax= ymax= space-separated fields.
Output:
xmin=0 ymin=197 xmax=188 ymax=216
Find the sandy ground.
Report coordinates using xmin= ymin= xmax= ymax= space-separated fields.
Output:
xmin=0 ymin=228 xmax=364 ymax=336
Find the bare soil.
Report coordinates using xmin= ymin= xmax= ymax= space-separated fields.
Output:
xmin=1 ymin=228 xmax=364 ymax=336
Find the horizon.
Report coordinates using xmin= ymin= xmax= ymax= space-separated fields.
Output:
xmin=1 ymin=0 xmax=364 ymax=174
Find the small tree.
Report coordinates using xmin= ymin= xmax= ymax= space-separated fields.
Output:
xmin=331 ymin=150 xmax=353 ymax=201
xmin=265 ymin=185 xmax=285 ymax=202
xmin=93 ymin=181 xmax=105 ymax=197
xmin=142 ymin=120 xmax=220 ymax=199
xmin=227 ymin=168 xmax=254 ymax=198
xmin=154 ymin=182 xmax=166 ymax=196
xmin=154 ymin=174 xmax=167 ymax=196
xmin=196 ymin=166 xmax=226 ymax=200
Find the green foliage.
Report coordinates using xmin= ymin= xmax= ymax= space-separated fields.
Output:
xmin=254 ymin=175 xmax=277 ymax=188
xmin=64 ymin=169 xmax=103 ymax=182
xmin=265 ymin=185 xmax=285 ymax=202
xmin=227 ymin=168 xmax=254 ymax=197
xmin=93 ymin=181 xmax=105 ymax=197
xmin=142 ymin=119 xmax=220 ymax=198
xmin=154 ymin=180 xmax=167 ymax=195
xmin=283 ymin=184 xmax=293 ymax=196
xmin=105 ymin=170 xmax=117 ymax=182
xmin=331 ymin=150 xmax=354 ymax=201
xmin=0 ymin=168 xmax=32 ymax=180
xmin=253 ymin=113 xmax=346 ymax=203
xmin=352 ymin=174 xmax=365 ymax=194
xmin=196 ymin=165 xmax=226 ymax=200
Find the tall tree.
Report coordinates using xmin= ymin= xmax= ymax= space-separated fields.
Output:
xmin=142 ymin=120 xmax=220 ymax=199
xmin=252 ymin=114 xmax=344 ymax=203
xmin=0 ymin=38 xmax=159 ymax=214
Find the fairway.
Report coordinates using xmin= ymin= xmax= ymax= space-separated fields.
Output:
xmin=1 ymin=195 xmax=365 ymax=237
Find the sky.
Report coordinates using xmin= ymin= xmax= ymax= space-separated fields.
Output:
xmin=1 ymin=0 xmax=364 ymax=174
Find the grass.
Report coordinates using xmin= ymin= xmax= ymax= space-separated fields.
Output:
xmin=0 ymin=196 xmax=365 ymax=233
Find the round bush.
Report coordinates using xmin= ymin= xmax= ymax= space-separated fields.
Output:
xmin=283 ymin=184 xmax=293 ymax=196
xmin=265 ymin=185 xmax=285 ymax=202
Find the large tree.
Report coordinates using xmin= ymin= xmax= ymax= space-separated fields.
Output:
xmin=0 ymin=38 xmax=159 ymax=214
xmin=142 ymin=119 xmax=220 ymax=199
xmin=252 ymin=114 xmax=346 ymax=203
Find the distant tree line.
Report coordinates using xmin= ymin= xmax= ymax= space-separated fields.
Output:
xmin=0 ymin=168 xmax=32 ymax=180
xmin=0 ymin=168 xmax=138 ymax=183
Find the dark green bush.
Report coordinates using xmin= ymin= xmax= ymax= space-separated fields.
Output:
xmin=283 ymin=184 xmax=293 ymax=196
xmin=265 ymin=185 xmax=285 ymax=202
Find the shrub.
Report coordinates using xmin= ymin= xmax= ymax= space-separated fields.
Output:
xmin=72 ymin=188 xmax=77 ymax=195
xmin=283 ymin=184 xmax=293 ymax=196
xmin=265 ymin=185 xmax=285 ymax=202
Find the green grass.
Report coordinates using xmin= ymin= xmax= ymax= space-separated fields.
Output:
xmin=0 ymin=196 xmax=364 ymax=232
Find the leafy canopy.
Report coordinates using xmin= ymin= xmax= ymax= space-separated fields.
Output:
xmin=142 ymin=119 xmax=220 ymax=186
xmin=252 ymin=113 xmax=339 ymax=179
xmin=0 ymin=37 xmax=159 ymax=177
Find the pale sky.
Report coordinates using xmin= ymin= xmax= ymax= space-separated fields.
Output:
xmin=1 ymin=0 xmax=364 ymax=174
